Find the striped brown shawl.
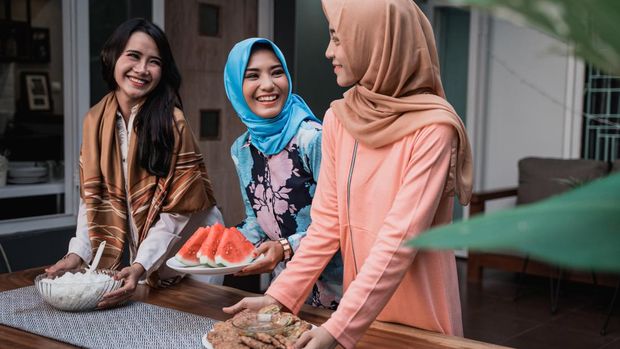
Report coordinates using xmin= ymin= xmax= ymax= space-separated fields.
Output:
xmin=80 ymin=93 xmax=216 ymax=270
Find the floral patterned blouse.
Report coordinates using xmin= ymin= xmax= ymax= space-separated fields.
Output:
xmin=231 ymin=120 xmax=343 ymax=309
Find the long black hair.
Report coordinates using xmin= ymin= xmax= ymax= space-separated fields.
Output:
xmin=100 ymin=18 xmax=181 ymax=177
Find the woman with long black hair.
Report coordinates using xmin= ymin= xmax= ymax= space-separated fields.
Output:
xmin=46 ymin=18 xmax=222 ymax=308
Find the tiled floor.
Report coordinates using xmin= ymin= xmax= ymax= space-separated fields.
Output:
xmin=458 ymin=260 xmax=620 ymax=348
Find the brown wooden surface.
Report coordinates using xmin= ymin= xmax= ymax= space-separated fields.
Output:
xmin=469 ymin=188 xmax=518 ymax=212
xmin=0 ymin=268 xmax=508 ymax=349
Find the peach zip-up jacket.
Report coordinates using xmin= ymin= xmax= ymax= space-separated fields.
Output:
xmin=266 ymin=109 xmax=463 ymax=348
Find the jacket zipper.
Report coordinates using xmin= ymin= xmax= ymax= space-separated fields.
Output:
xmin=346 ymin=141 xmax=360 ymax=275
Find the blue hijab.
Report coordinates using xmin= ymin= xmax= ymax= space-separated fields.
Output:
xmin=224 ymin=38 xmax=320 ymax=155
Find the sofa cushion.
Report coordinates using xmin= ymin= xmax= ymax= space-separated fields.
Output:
xmin=517 ymin=157 xmax=609 ymax=205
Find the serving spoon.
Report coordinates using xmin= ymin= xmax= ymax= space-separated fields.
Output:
xmin=88 ymin=241 xmax=106 ymax=273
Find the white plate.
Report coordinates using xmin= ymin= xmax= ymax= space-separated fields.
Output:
xmin=165 ymin=256 xmax=261 ymax=276
xmin=8 ymin=166 xmax=47 ymax=178
xmin=202 ymin=333 xmax=214 ymax=349
xmin=7 ymin=176 xmax=48 ymax=184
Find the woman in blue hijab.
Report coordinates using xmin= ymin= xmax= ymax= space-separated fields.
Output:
xmin=224 ymin=38 xmax=342 ymax=309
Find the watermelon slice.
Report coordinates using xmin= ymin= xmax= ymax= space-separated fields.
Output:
xmin=198 ymin=223 xmax=226 ymax=267
xmin=215 ymin=227 xmax=256 ymax=267
xmin=175 ymin=226 xmax=210 ymax=266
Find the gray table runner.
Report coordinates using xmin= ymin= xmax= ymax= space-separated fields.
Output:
xmin=0 ymin=286 xmax=216 ymax=349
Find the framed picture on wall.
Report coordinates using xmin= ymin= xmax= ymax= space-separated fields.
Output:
xmin=21 ymin=72 xmax=52 ymax=112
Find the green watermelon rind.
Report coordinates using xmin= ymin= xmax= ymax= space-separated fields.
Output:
xmin=198 ymin=252 xmax=219 ymax=267
xmin=214 ymin=254 xmax=254 ymax=267
xmin=175 ymin=254 xmax=201 ymax=266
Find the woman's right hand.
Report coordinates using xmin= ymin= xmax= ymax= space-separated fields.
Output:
xmin=222 ymin=294 xmax=282 ymax=315
xmin=44 ymin=253 xmax=83 ymax=277
xmin=234 ymin=240 xmax=284 ymax=276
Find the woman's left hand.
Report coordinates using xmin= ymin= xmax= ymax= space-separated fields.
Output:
xmin=235 ymin=241 xmax=284 ymax=276
xmin=98 ymin=263 xmax=145 ymax=308
xmin=294 ymin=326 xmax=338 ymax=349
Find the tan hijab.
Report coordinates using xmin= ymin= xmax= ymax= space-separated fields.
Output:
xmin=322 ymin=0 xmax=473 ymax=204
xmin=80 ymin=93 xmax=216 ymax=270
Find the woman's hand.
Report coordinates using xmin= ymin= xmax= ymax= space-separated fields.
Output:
xmin=45 ymin=253 xmax=83 ymax=277
xmin=222 ymin=295 xmax=282 ymax=315
xmin=98 ymin=263 xmax=145 ymax=308
xmin=294 ymin=326 xmax=338 ymax=349
xmin=235 ymin=240 xmax=284 ymax=276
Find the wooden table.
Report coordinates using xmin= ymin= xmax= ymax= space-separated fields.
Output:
xmin=0 ymin=268 xmax=509 ymax=349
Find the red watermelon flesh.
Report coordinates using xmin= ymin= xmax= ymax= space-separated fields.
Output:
xmin=215 ymin=227 xmax=255 ymax=267
xmin=175 ymin=226 xmax=210 ymax=266
xmin=198 ymin=223 xmax=226 ymax=267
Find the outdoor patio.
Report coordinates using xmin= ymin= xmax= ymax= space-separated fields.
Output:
xmin=458 ymin=259 xmax=620 ymax=349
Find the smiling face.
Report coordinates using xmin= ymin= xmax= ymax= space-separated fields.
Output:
xmin=113 ymin=31 xmax=162 ymax=108
xmin=242 ymin=48 xmax=289 ymax=119
xmin=325 ymin=28 xmax=357 ymax=87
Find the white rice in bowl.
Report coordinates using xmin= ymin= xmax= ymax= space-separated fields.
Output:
xmin=35 ymin=269 xmax=122 ymax=311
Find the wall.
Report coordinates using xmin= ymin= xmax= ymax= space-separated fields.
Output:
xmin=273 ymin=0 xmax=294 ymax=76
xmin=484 ymin=18 xmax=567 ymax=188
xmin=165 ymin=0 xmax=257 ymax=225
xmin=89 ymin=0 xmax=152 ymax=105
xmin=293 ymin=0 xmax=346 ymax=118
xmin=479 ymin=17 xmax=582 ymax=209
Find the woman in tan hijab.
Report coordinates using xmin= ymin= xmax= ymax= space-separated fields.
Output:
xmin=224 ymin=0 xmax=473 ymax=348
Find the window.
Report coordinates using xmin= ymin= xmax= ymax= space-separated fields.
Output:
xmin=0 ymin=0 xmax=155 ymax=235
xmin=582 ymin=65 xmax=620 ymax=161
xmin=200 ymin=109 xmax=220 ymax=140
xmin=198 ymin=3 xmax=220 ymax=37
xmin=0 ymin=0 xmax=68 ymax=226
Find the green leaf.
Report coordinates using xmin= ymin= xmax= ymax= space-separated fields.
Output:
xmin=447 ymin=0 xmax=620 ymax=74
xmin=407 ymin=172 xmax=620 ymax=272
